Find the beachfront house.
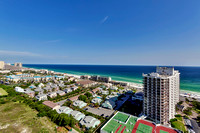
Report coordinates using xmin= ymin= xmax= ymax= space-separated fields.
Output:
xmin=38 ymin=83 xmax=44 ymax=88
xmin=15 ymin=87 xmax=25 ymax=93
xmin=101 ymin=90 xmax=109 ymax=95
xmin=79 ymin=116 xmax=100 ymax=129
xmin=106 ymin=95 xmax=118 ymax=101
xmin=102 ymin=100 xmax=116 ymax=110
xmin=91 ymin=98 xmax=102 ymax=104
xmin=71 ymin=86 xmax=78 ymax=91
xmin=24 ymin=89 xmax=35 ymax=98
xmin=35 ymin=94 xmax=48 ymax=101
xmin=33 ymin=76 xmax=41 ymax=82
xmin=63 ymin=88 xmax=72 ymax=93
xmin=34 ymin=87 xmax=44 ymax=94
xmin=56 ymin=106 xmax=73 ymax=114
xmin=73 ymin=100 xmax=87 ymax=108
xmin=58 ymin=83 xmax=65 ymax=88
xmin=48 ymin=92 xmax=57 ymax=98
xmin=29 ymin=85 xmax=36 ymax=89
xmin=110 ymin=86 xmax=118 ymax=90
xmin=56 ymin=90 xmax=65 ymax=96
xmin=50 ymin=84 xmax=59 ymax=91
xmin=69 ymin=110 xmax=85 ymax=121
xmin=43 ymin=86 xmax=52 ymax=92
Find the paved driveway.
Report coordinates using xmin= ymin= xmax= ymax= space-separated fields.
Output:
xmin=190 ymin=119 xmax=200 ymax=133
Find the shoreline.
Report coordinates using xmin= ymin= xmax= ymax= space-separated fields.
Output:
xmin=26 ymin=66 xmax=200 ymax=98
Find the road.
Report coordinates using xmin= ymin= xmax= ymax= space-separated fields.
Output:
xmin=190 ymin=119 xmax=200 ymax=133
xmin=180 ymin=95 xmax=200 ymax=102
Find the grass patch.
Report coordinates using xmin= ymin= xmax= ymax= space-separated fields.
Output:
xmin=0 ymin=102 xmax=56 ymax=133
xmin=0 ymin=88 xmax=8 ymax=96
xmin=171 ymin=120 xmax=186 ymax=132
xmin=175 ymin=116 xmax=183 ymax=121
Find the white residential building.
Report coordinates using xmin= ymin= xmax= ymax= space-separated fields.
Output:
xmin=101 ymin=90 xmax=109 ymax=95
xmin=35 ymin=94 xmax=48 ymax=101
xmin=0 ymin=61 xmax=5 ymax=69
xmin=48 ymin=92 xmax=57 ymax=98
xmin=110 ymin=86 xmax=118 ymax=90
xmin=91 ymin=98 xmax=102 ymax=104
xmin=69 ymin=110 xmax=85 ymax=121
xmin=80 ymin=116 xmax=100 ymax=128
xmin=15 ymin=87 xmax=25 ymax=93
xmin=63 ymin=88 xmax=72 ymax=93
xmin=56 ymin=106 xmax=73 ymax=114
xmin=102 ymin=100 xmax=116 ymax=110
xmin=143 ymin=67 xmax=180 ymax=125
xmin=73 ymin=100 xmax=87 ymax=108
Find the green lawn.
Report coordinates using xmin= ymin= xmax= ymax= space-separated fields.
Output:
xmin=0 ymin=88 xmax=8 ymax=96
xmin=113 ymin=112 xmax=129 ymax=123
xmin=175 ymin=116 xmax=183 ymax=121
xmin=171 ymin=120 xmax=186 ymax=132
xmin=136 ymin=123 xmax=152 ymax=133
xmin=0 ymin=102 xmax=56 ymax=133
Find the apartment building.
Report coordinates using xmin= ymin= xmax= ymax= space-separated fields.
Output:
xmin=143 ymin=67 xmax=180 ymax=125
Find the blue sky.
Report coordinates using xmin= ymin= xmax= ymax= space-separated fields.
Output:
xmin=0 ymin=0 xmax=200 ymax=66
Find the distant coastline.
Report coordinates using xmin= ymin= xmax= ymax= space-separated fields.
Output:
xmin=23 ymin=64 xmax=200 ymax=95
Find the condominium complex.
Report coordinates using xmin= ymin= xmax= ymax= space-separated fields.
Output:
xmin=14 ymin=62 xmax=22 ymax=67
xmin=90 ymin=75 xmax=111 ymax=83
xmin=143 ymin=67 xmax=180 ymax=125
xmin=0 ymin=61 xmax=5 ymax=69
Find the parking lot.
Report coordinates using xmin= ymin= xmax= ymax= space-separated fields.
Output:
xmin=84 ymin=106 xmax=115 ymax=118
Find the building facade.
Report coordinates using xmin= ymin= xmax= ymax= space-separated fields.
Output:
xmin=0 ymin=61 xmax=5 ymax=69
xmin=143 ymin=67 xmax=180 ymax=125
xmin=14 ymin=62 xmax=22 ymax=67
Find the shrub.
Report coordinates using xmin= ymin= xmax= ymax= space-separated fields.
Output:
xmin=175 ymin=114 xmax=182 ymax=117
xmin=170 ymin=118 xmax=177 ymax=123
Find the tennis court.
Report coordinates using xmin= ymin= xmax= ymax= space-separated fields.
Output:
xmin=102 ymin=116 xmax=137 ymax=133
xmin=103 ymin=120 xmax=122 ymax=133
xmin=155 ymin=125 xmax=178 ymax=133
xmin=136 ymin=123 xmax=153 ymax=133
xmin=101 ymin=111 xmax=178 ymax=133
xmin=113 ymin=112 xmax=129 ymax=123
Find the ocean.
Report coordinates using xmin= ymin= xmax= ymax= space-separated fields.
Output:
xmin=23 ymin=64 xmax=200 ymax=93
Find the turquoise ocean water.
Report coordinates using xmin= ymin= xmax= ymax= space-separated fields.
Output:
xmin=23 ymin=64 xmax=200 ymax=93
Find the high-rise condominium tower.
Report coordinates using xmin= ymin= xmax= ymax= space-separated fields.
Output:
xmin=14 ymin=62 xmax=22 ymax=67
xmin=0 ymin=61 xmax=5 ymax=69
xmin=143 ymin=67 xmax=180 ymax=125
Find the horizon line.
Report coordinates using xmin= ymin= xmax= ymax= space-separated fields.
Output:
xmin=22 ymin=63 xmax=200 ymax=67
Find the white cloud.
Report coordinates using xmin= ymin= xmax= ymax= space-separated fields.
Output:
xmin=101 ymin=16 xmax=109 ymax=24
xmin=0 ymin=50 xmax=68 ymax=62
xmin=0 ymin=50 xmax=41 ymax=57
